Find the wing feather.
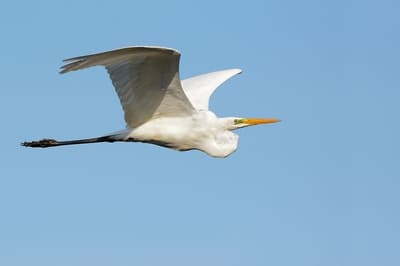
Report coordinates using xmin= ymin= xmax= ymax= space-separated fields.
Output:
xmin=60 ymin=46 xmax=194 ymax=127
xmin=181 ymin=69 xmax=242 ymax=110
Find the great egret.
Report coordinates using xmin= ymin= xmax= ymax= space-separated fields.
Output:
xmin=22 ymin=46 xmax=280 ymax=157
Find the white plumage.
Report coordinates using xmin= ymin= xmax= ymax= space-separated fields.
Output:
xmin=23 ymin=46 xmax=279 ymax=157
xmin=182 ymin=68 xmax=242 ymax=110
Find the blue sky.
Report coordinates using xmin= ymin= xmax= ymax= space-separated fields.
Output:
xmin=1 ymin=0 xmax=399 ymax=265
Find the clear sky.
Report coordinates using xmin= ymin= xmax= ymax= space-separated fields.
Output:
xmin=0 ymin=0 xmax=399 ymax=265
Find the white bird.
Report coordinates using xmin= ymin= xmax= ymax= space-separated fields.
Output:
xmin=22 ymin=46 xmax=280 ymax=157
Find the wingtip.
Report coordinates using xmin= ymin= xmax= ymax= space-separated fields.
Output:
xmin=226 ymin=68 xmax=243 ymax=76
xmin=59 ymin=66 xmax=71 ymax=74
xmin=235 ymin=68 xmax=243 ymax=74
xmin=223 ymin=68 xmax=242 ymax=75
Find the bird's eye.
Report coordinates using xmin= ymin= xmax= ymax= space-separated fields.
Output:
xmin=234 ymin=119 xmax=242 ymax=125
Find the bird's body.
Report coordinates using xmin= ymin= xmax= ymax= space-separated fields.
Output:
xmin=22 ymin=46 xmax=279 ymax=157
xmin=113 ymin=111 xmax=239 ymax=157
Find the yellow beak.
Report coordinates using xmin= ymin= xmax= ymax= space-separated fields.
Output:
xmin=242 ymin=118 xmax=281 ymax=125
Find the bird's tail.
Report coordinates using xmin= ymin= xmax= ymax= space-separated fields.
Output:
xmin=21 ymin=135 xmax=118 ymax=148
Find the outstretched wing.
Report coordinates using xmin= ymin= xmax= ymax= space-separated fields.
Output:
xmin=181 ymin=69 xmax=242 ymax=110
xmin=60 ymin=46 xmax=194 ymax=128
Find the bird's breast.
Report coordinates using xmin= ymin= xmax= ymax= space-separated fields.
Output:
xmin=127 ymin=117 xmax=199 ymax=150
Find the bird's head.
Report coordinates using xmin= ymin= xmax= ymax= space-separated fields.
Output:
xmin=206 ymin=116 xmax=280 ymax=157
xmin=227 ymin=117 xmax=281 ymax=130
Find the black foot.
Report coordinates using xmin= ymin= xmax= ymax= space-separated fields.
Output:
xmin=21 ymin=139 xmax=58 ymax=148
